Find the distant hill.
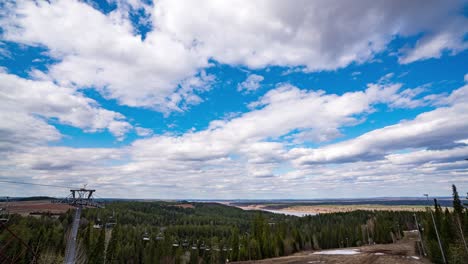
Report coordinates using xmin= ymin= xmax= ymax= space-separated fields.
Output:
xmin=0 ymin=196 xmax=58 ymax=202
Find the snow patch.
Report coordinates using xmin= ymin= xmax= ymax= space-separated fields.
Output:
xmin=313 ymin=249 xmax=361 ymax=255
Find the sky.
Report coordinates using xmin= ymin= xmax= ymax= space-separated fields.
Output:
xmin=0 ymin=0 xmax=467 ymax=199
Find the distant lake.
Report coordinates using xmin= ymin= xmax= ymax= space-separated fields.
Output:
xmin=261 ymin=209 xmax=315 ymax=217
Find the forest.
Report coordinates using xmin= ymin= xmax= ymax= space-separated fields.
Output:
xmin=0 ymin=185 xmax=467 ymax=263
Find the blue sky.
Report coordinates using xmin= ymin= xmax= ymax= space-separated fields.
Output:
xmin=0 ymin=0 xmax=467 ymax=198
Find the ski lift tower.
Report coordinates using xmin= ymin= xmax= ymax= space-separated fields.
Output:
xmin=66 ymin=187 xmax=102 ymax=208
xmin=64 ymin=186 xmax=102 ymax=264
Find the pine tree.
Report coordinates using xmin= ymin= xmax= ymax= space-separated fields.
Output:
xmin=229 ymin=227 xmax=239 ymax=261
xmin=89 ymin=227 xmax=106 ymax=264
xmin=105 ymin=224 xmax=120 ymax=263
xmin=452 ymin=184 xmax=464 ymax=217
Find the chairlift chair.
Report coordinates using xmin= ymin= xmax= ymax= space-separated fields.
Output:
xmin=105 ymin=210 xmax=117 ymax=228
xmin=93 ymin=217 xmax=103 ymax=229
xmin=0 ymin=197 xmax=10 ymax=223
xmin=93 ymin=224 xmax=102 ymax=229
xmin=0 ymin=208 xmax=9 ymax=223
xmin=182 ymin=239 xmax=189 ymax=248
xmin=142 ymin=230 xmax=150 ymax=241
xmin=156 ymin=232 xmax=164 ymax=241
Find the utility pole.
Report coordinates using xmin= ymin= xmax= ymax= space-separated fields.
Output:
xmin=413 ymin=213 xmax=426 ymax=256
xmin=424 ymin=194 xmax=446 ymax=264
xmin=366 ymin=225 xmax=371 ymax=245
xmin=455 ymin=216 xmax=468 ymax=255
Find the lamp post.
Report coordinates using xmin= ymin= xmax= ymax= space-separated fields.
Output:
xmin=424 ymin=194 xmax=446 ymax=264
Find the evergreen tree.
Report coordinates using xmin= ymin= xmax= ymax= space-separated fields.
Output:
xmin=105 ymin=225 xmax=120 ymax=263
xmin=229 ymin=227 xmax=239 ymax=261
xmin=452 ymin=184 xmax=464 ymax=217
xmin=89 ymin=227 xmax=106 ymax=264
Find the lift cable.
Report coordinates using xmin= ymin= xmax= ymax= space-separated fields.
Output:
xmin=0 ymin=179 xmax=75 ymax=189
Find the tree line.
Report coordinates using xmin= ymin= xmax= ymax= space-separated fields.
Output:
xmin=418 ymin=185 xmax=468 ymax=263
xmin=1 ymin=185 xmax=466 ymax=263
xmin=78 ymin=202 xmax=421 ymax=263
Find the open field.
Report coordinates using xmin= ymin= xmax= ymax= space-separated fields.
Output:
xmin=276 ymin=204 xmax=427 ymax=214
xmin=234 ymin=204 xmax=429 ymax=216
xmin=0 ymin=200 xmax=73 ymax=216
xmin=172 ymin=203 xmax=195 ymax=209
xmin=234 ymin=231 xmax=430 ymax=264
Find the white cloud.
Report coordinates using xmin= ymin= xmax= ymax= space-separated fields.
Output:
xmin=154 ymin=0 xmax=466 ymax=71
xmin=1 ymin=0 xmax=210 ymax=113
xmin=1 ymin=0 xmax=466 ymax=113
xmin=1 ymin=0 xmax=467 ymax=197
xmin=386 ymin=146 xmax=468 ymax=166
xmin=0 ymin=111 xmax=61 ymax=152
xmin=289 ymin=84 xmax=468 ymax=165
xmin=237 ymin=74 xmax=264 ymax=93
xmin=3 ymin=146 xmax=124 ymax=171
xmin=135 ymin=127 xmax=153 ymax=137
xmin=399 ymin=16 xmax=468 ymax=64
xmin=0 ymin=72 xmax=132 ymax=142
xmin=127 ymin=80 xmax=423 ymax=174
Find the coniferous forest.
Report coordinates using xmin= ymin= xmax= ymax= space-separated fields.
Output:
xmin=0 ymin=185 xmax=467 ymax=263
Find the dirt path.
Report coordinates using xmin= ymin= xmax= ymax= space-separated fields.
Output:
xmin=233 ymin=232 xmax=431 ymax=264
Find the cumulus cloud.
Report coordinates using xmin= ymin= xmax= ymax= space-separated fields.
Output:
xmin=154 ymin=0 xmax=467 ymax=71
xmin=237 ymin=74 xmax=264 ymax=93
xmin=0 ymin=72 xmax=132 ymax=145
xmin=399 ymin=16 xmax=468 ymax=64
xmin=135 ymin=127 xmax=153 ymax=137
xmin=1 ymin=0 xmax=210 ymax=112
xmin=28 ymin=79 xmax=410 ymax=195
xmin=3 ymin=146 xmax=124 ymax=171
xmin=0 ymin=111 xmax=61 ymax=153
xmin=1 ymin=0 xmax=467 ymax=198
xmin=290 ymin=84 xmax=468 ymax=165
xmin=1 ymin=0 xmax=466 ymax=113
xmin=386 ymin=146 xmax=468 ymax=166
xmin=126 ymin=80 xmax=424 ymax=182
